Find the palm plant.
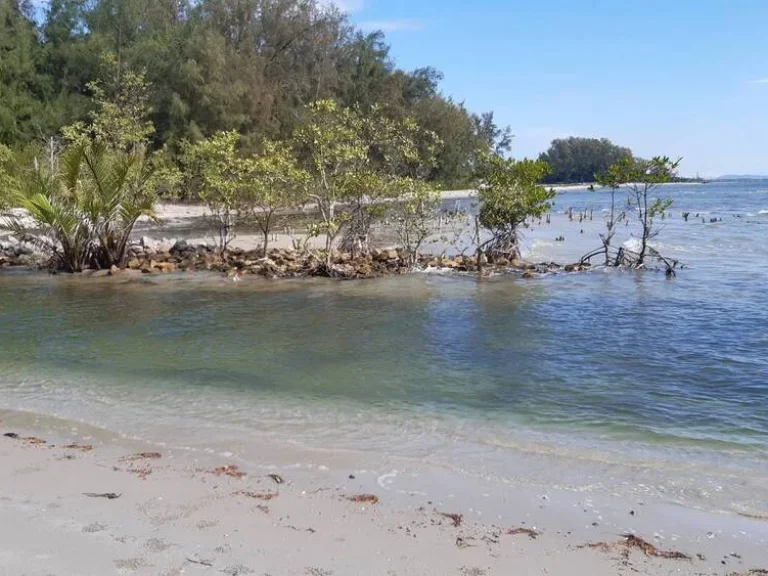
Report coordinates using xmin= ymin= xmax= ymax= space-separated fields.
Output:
xmin=2 ymin=142 xmax=158 ymax=272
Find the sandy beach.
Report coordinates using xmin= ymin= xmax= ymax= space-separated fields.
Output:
xmin=1 ymin=407 xmax=766 ymax=576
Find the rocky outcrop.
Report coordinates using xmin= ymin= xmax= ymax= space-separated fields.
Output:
xmin=0 ymin=234 xmax=592 ymax=280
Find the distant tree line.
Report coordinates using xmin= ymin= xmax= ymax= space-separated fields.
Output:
xmin=0 ymin=0 xmax=511 ymax=190
xmin=538 ymin=137 xmax=633 ymax=184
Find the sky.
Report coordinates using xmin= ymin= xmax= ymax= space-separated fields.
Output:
xmin=340 ymin=0 xmax=768 ymax=177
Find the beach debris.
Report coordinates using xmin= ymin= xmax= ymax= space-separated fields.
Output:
xmin=84 ymin=492 xmax=122 ymax=499
xmin=234 ymin=490 xmax=279 ymax=501
xmin=221 ymin=565 xmax=255 ymax=576
xmin=506 ymin=527 xmax=540 ymax=539
xmin=305 ymin=567 xmax=332 ymax=576
xmin=214 ymin=465 xmax=246 ymax=478
xmin=186 ymin=556 xmax=214 ymax=567
xmin=728 ymin=570 xmax=768 ymax=576
xmin=3 ymin=432 xmax=19 ymax=439
xmin=347 ymin=494 xmax=379 ymax=504
xmin=267 ymin=473 xmax=284 ymax=484
xmin=256 ymin=504 xmax=269 ymax=514
xmin=64 ymin=443 xmax=93 ymax=452
xmin=127 ymin=465 xmax=153 ymax=479
xmin=585 ymin=533 xmax=690 ymax=560
xmin=455 ymin=537 xmax=474 ymax=549
xmin=119 ymin=452 xmax=161 ymax=462
xmin=348 ymin=474 xmax=356 ymax=480
xmin=439 ymin=512 xmax=463 ymax=527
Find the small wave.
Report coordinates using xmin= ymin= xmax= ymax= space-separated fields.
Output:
xmin=758 ymin=209 xmax=768 ymax=215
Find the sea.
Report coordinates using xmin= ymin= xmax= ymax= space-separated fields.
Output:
xmin=0 ymin=180 xmax=766 ymax=520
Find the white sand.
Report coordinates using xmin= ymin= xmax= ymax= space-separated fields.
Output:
xmin=1 ymin=410 xmax=766 ymax=576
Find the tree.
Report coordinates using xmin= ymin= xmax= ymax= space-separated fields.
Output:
xmin=592 ymin=170 xmax=626 ymax=266
xmin=181 ymin=131 xmax=247 ymax=251
xmin=598 ymin=156 xmax=679 ymax=266
xmin=62 ymin=53 xmax=154 ymax=151
xmin=539 ymin=137 xmax=633 ymax=184
xmin=391 ymin=181 xmax=440 ymax=268
xmin=293 ymin=100 xmax=365 ymax=269
xmin=0 ymin=145 xmax=18 ymax=209
xmin=0 ymin=0 xmax=51 ymax=145
xmin=242 ymin=140 xmax=309 ymax=256
xmin=476 ymin=154 xmax=554 ymax=262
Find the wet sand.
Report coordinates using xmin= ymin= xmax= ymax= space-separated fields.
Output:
xmin=1 ymin=410 xmax=766 ymax=576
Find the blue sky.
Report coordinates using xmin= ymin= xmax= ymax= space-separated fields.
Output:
xmin=343 ymin=0 xmax=768 ymax=177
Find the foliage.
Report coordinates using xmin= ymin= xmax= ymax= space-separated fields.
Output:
xmin=597 ymin=156 xmax=679 ymax=265
xmin=391 ymin=182 xmax=441 ymax=268
xmin=295 ymin=99 xmax=439 ymax=266
xmin=242 ymin=140 xmax=309 ymax=255
xmin=539 ymin=137 xmax=633 ymax=184
xmin=62 ymin=54 xmax=154 ymax=151
xmin=476 ymin=154 xmax=554 ymax=259
xmin=0 ymin=145 xmax=18 ymax=209
xmin=181 ymin=131 xmax=247 ymax=251
xmin=2 ymin=141 xmax=158 ymax=271
xmin=0 ymin=0 xmax=506 ymax=190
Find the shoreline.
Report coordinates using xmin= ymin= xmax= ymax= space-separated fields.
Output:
xmin=1 ymin=406 xmax=766 ymax=575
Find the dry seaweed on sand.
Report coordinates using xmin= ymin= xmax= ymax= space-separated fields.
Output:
xmin=585 ymin=533 xmax=691 ymax=560
xmin=234 ymin=490 xmax=279 ymax=501
xmin=119 ymin=452 xmax=161 ymax=462
xmin=439 ymin=512 xmax=463 ymax=527
xmin=213 ymin=465 xmax=246 ymax=478
xmin=729 ymin=571 xmax=768 ymax=576
xmin=63 ymin=443 xmax=93 ymax=452
xmin=347 ymin=494 xmax=379 ymax=504
xmin=506 ymin=527 xmax=540 ymax=539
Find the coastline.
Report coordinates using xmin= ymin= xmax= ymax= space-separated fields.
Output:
xmin=1 ymin=407 xmax=766 ymax=575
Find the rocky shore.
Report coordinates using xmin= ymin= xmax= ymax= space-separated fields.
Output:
xmin=0 ymin=234 xmax=593 ymax=279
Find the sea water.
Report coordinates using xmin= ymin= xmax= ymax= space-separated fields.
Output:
xmin=0 ymin=181 xmax=766 ymax=518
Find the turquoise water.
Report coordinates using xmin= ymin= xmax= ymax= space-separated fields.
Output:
xmin=0 ymin=181 xmax=767 ymax=515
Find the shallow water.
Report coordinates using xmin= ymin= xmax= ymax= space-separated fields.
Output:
xmin=1 ymin=181 xmax=767 ymax=517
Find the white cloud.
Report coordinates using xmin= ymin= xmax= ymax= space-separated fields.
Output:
xmin=750 ymin=78 xmax=768 ymax=84
xmin=358 ymin=19 xmax=424 ymax=33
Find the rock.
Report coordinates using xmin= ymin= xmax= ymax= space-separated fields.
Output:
xmin=440 ymin=259 xmax=459 ymax=269
xmin=494 ymin=257 xmax=510 ymax=266
xmin=108 ymin=265 xmax=120 ymax=276
xmin=384 ymin=249 xmax=398 ymax=261
xmin=127 ymin=258 xmax=141 ymax=270
xmin=564 ymin=264 xmax=579 ymax=272
xmin=522 ymin=271 xmax=537 ymax=279
xmin=510 ymin=259 xmax=525 ymax=268
xmin=140 ymin=236 xmax=155 ymax=249
xmin=170 ymin=239 xmax=189 ymax=254
xmin=154 ymin=261 xmax=176 ymax=273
